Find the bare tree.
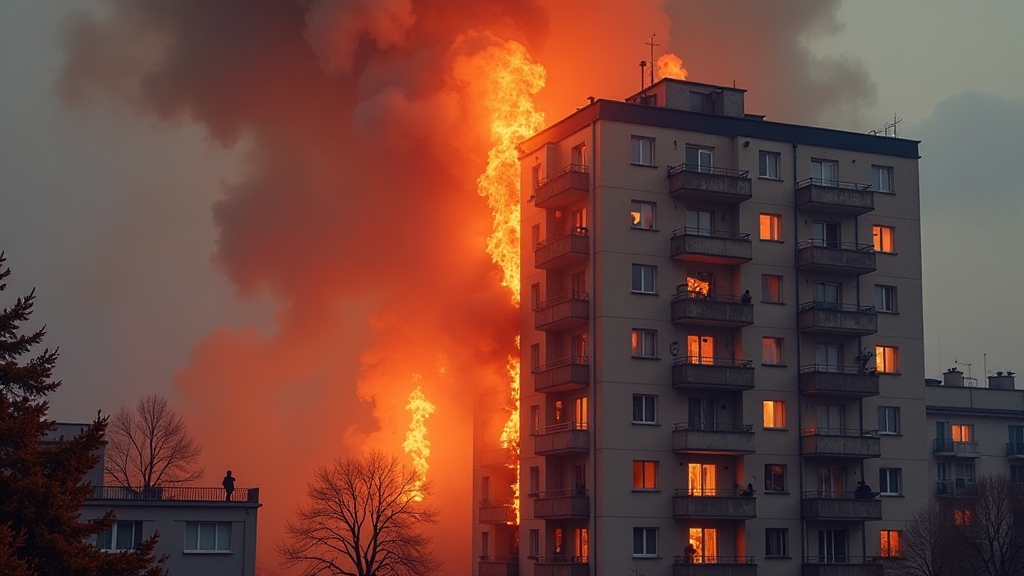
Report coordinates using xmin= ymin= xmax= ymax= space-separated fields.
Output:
xmin=896 ymin=499 xmax=969 ymax=576
xmin=105 ymin=395 xmax=204 ymax=490
xmin=278 ymin=450 xmax=442 ymax=576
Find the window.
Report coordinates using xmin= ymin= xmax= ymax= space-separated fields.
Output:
xmin=877 ymin=406 xmax=900 ymax=435
xmin=813 ymin=282 xmax=841 ymax=309
xmin=529 ymin=466 xmax=540 ymax=495
xmin=530 ymin=344 xmax=540 ymax=372
xmin=811 ymin=159 xmax=838 ymax=185
xmin=763 ymin=401 xmax=786 ymax=429
xmin=762 ymin=337 xmax=784 ymax=366
xmin=871 ymin=165 xmax=893 ymax=193
xmin=481 ymin=476 xmax=490 ymax=500
xmin=765 ymin=528 xmax=788 ymax=557
xmin=685 ymin=146 xmax=713 ymax=172
xmin=631 ymin=136 xmax=654 ymax=166
xmin=1010 ymin=426 xmax=1024 ymax=455
xmin=631 ymin=201 xmax=656 ymax=230
xmin=530 ymin=405 xmax=539 ymax=433
xmin=573 ymin=397 xmax=588 ymax=428
xmin=631 ymin=264 xmax=656 ymax=294
xmin=96 ymin=521 xmax=143 ymax=551
xmin=873 ymin=225 xmax=896 ymax=253
xmin=951 ymin=424 xmax=973 ymax=442
xmin=1010 ymin=464 xmax=1024 ymax=486
xmin=759 ymin=151 xmax=780 ymax=179
xmin=632 ymin=329 xmax=657 ymax=358
xmin=632 ymin=461 xmax=658 ymax=490
xmin=812 ymin=220 xmax=840 ymax=248
xmin=528 ymin=529 xmax=539 ymax=557
xmin=764 ymin=464 xmax=787 ymax=493
xmin=482 ymin=531 xmax=490 ymax=557
xmin=686 ymin=209 xmax=713 ymax=236
xmin=875 ymin=346 xmax=899 ymax=373
xmin=633 ymin=528 xmax=658 ymax=557
xmin=571 ymin=142 xmax=587 ymax=169
xmin=954 ymin=509 xmax=974 ymax=526
xmin=687 ymin=462 xmax=717 ymax=495
xmin=875 ymin=285 xmax=897 ymax=313
xmin=761 ymin=275 xmax=783 ymax=303
xmin=880 ymin=530 xmax=902 ymax=558
xmin=574 ymin=528 xmax=589 ymax=558
xmin=879 ymin=468 xmax=902 ymax=495
xmin=184 ymin=522 xmax=231 ymax=552
xmin=759 ymin=213 xmax=782 ymax=241
xmin=632 ymin=394 xmax=657 ymax=424
xmin=687 ymin=335 xmax=714 ymax=365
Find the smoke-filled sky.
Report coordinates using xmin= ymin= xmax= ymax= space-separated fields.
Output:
xmin=2 ymin=1 xmax=1023 ymax=573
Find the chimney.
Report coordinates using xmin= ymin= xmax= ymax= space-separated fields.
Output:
xmin=987 ymin=371 xmax=1016 ymax=390
xmin=943 ymin=368 xmax=964 ymax=387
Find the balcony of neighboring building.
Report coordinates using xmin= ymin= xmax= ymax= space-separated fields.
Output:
xmin=799 ymin=365 xmax=880 ymax=398
xmin=672 ymin=488 xmax=756 ymax=520
xmin=535 ymin=291 xmax=589 ymax=332
xmin=795 ymin=178 xmax=875 ymax=215
xmin=673 ymin=556 xmax=757 ymax=576
xmin=667 ymin=164 xmax=752 ymax=204
xmin=801 ymin=557 xmax=884 ymax=576
xmin=936 ymin=479 xmax=978 ymax=497
xmin=1008 ymin=441 xmax=1024 ymax=459
xmin=533 ymin=489 xmax=589 ymax=519
xmin=798 ymin=302 xmax=877 ymax=336
xmin=479 ymin=445 xmax=515 ymax=469
xmin=478 ymin=499 xmax=517 ymax=525
xmin=533 ymin=357 xmax=589 ymax=393
xmin=535 ymin=227 xmax=589 ymax=270
xmin=670 ymin=290 xmax=754 ymax=328
xmin=672 ymin=357 xmax=755 ymax=393
xmin=671 ymin=228 xmax=752 ymax=265
xmin=801 ymin=429 xmax=881 ymax=459
xmin=534 ymin=164 xmax=589 ymax=209
xmin=800 ymin=491 xmax=882 ymax=521
xmin=797 ymin=241 xmax=876 ymax=275
xmin=673 ymin=423 xmax=755 ymax=455
xmin=479 ymin=556 xmax=520 ymax=576
xmin=534 ymin=556 xmax=589 ymax=576
xmin=933 ymin=438 xmax=981 ymax=458
xmin=534 ymin=422 xmax=589 ymax=456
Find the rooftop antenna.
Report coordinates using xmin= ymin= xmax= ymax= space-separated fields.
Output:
xmin=639 ymin=60 xmax=646 ymax=91
xmin=645 ymin=34 xmax=660 ymax=86
xmin=870 ymin=113 xmax=903 ymax=137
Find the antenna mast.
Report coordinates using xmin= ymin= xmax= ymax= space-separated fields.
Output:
xmin=645 ymin=34 xmax=660 ymax=87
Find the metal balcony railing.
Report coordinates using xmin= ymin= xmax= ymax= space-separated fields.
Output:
xmin=674 ymin=555 xmax=756 ymax=565
xmin=797 ymin=178 xmax=872 ymax=191
xmin=668 ymin=164 xmax=749 ymax=179
xmin=672 ymin=228 xmax=751 ymax=241
xmin=89 ymin=485 xmax=260 ymax=503
xmin=799 ymin=302 xmax=877 ymax=314
xmin=536 ymin=164 xmax=589 ymax=189
xmin=933 ymin=438 xmax=980 ymax=454
xmin=676 ymin=422 xmax=754 ymax=433
xmin=675 ymin=356 xmax=754 ymax=368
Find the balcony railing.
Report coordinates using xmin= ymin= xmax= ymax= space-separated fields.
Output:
xmin=673 ymin=556 xmax=757 ymax=576
xmin=479 ymin=556 xmax=520 ymax=576
xmin=478 ymin=499 xmax=517 ymax=525
xmin=672 ymin=357 xmax=755 ymax=392
xmin=534 ymin=556 xmax=588 ymax=576
xmin=672 ymin=489 xmax=756 ymax=520
xmin=667 ymin=164 xmax=752 ymax=204
xmin=534 ymin=422 xmax=589 ymax=455
xmin=799 ymin=365 xmax=880 ymax=397
xmin=533 ymin=356 xmax=590 ymax=393
xmin=535 ymin=164 xmax=589 ymax=209
xmin=798 ymin=302 xmax=878 ymax=336
xmin=673 ymin=423 xmax=755 ymax=455
xmin=533 ymin=490 xmax=589 ymax=519
xmin=795 ymin=178 xmax=875 ymax=215
xmin=670 ymin=290 xmax=754 ymax=327
xmin=534 ymin=291 xmax=589 ymax=331
xmin=88 ymin=486 xmax=260 ymax=504
xmin=801 ymin=556 xmax=884 ymax=576
xmin=801 ymin=429 xmax=881 ymax=459
xmin=801 ymin=492 xmax=882 ymax=521
xmin=1008 ymin=442 xmax=1024 ymax=457
xmin=535 ymin=227 xmax=589 ymax=270
xmin=797 ymin=241 xmax=876 ymax=275
xmin=933 ymin=439 xmax=981 ymax=457
xmin=936 ymin=479 xmax=978 ymax=497
xmin=670 ymin=228 xmax=752 ymax=265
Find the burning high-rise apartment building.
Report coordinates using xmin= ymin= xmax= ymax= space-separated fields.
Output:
xmin=474 ymin=77 xmax=926 ymax=576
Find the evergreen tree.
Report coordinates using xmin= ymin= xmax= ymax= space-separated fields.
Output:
xmin=0 ymin=252 xmax=166 ymax=576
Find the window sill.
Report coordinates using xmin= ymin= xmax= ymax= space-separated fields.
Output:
xmin=880 ymin=493 xmax=904 ymax=498
xmin=877 ymin=251 xmax=898 ymax=256
xmin=631 ymin=227 xmax=659 ymax=232
xmin=763 ymin=491 xmax=790 ymax=495
xmin=877 ymin=432 xmax=902 ymax=437
xmin=877 ymin=310 xmax=899 ymax=315
xmin=631 ymin=421 xmax=660 ymax=426
xmin=765 ymin=555 xmax=792 ymax=560
xmin=760 ymin=301 xmax=786 ymax=305
xmin=630 ymin=163 xmax=658 ymax=168
xmin=632 ymin=555 xmax=660 ymax=560
xmin=632 ymin=356 xmax=661 ymax=361
xmin=631 ymin=488 xmax=661 ymax=493
xmin=184 ymin=550 xmax=233 ymax=555
xmin=877 ymin=371 xmax=901 ymax=376
xmin=759 ymin=238 xmax=784 ymax=243
xmin=631 ymin=290 xmax=658 ymax=296
xmin=762 ymin=363 xmax=788 ymax=368
xmin=758 ymin=176 xmax=785 ymax=182
xmin=764 ymin=427 xmax=789 ymax=432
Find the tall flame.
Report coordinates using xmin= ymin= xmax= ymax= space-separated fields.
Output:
xmin=498 ymin=337 xmax=522 ymax=523
xmin=403 ymin=381 xmax=435 ymax=501
xmin=657 ymin=53 xmax=689 ymax=81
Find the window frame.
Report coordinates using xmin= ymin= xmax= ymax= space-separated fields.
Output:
xmin=875 ymin=345 xmax=899 ymax=374
xmin=632 ymin=329 xmax=658 ymax=359
xmin=873 ymin=225 xmax=896 ymax=253
xmin=763 ymin=400 xmax=786 ymax=429
xmin=631 ymin=264 xmax=657 ymax=294
xmin=632 ymin=460 xmax=658 ymax=491
xmin=879 ymin=468 xmax=902 ymax=495
xmin=759 ymin=213 xmax=782 ymax=241
xmin=761 ymin=275 xmax=783 ymax=304
xmin=880 ymin=530 xmax=902 ymax=558
xmin=630 ymin=200 xmax=656 ymax=230
xmin=762 ymin=337 xmax=785 ymax=366
xmin=631 ymin=136 xmax=655 ymax=166
xmin=96 ymin=521 xmax=143 ymax=552
xmin=764 ymin=464 xmax=787 ymax=493
xmin=871 ymin=165 xmax=894 ymax=193
xmin=632 ymin=394 xmax=657 ymax=425
xmin=874 ymin=285 xmax=898 ymax=313
xmin=632 ymin=527 xmax=658 ymax=557
xmin=877 ymin=406 xmax=901 ymax=435
xmin=765 ymin=528 xmax=789 ymax=558
xmin=759 ymin=151 xmax=781 ymax=179
xmin=184 ymin=521 xmax=232 ymax=553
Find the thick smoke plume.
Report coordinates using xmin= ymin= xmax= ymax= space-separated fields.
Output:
xmin=59 ymin=1 xmax=871 ymax=572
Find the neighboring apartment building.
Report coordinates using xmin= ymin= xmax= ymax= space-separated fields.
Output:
xmin=474 ymin=78 xmax=928 ymax=576
xmin=51 ymin=423 xmax=261 ymax=576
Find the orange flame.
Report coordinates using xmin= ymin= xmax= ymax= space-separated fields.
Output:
xmin=657 ymin=53 xmax=689 ymax=81
xmin=403 ymin=381 xmax=435 ymax=501
xmin=498 ymin=337 xmax=521 ymax=524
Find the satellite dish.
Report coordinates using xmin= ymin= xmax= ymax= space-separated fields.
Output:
xmin=669 ymin=342 xmax=681 ymax=357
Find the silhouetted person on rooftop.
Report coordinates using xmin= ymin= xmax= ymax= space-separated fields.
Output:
xmin=223 ymin=470 xmax=236 ymax=501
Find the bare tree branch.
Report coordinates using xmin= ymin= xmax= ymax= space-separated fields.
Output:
xmin=104 ymin=395 xmax=204 ymax=490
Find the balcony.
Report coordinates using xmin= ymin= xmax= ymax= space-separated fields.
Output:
xmin=797 ymin=241 xmax=876 ymax=275
xmin=801 ymin=429 xmax=881 ymax=459
xmin=535 ymin=227 xmax=589 ymax=270
xmin=535 ymin=164 xmax=589 ymax=209
xmin=802 ymin=557 xmax=884 ymax=576
xmin=479 ymin=556 xmax=520 ymax=576
xmin=533 ymin=490 xmax=589 ymax=519
xmin=936 ymin=479 xmax=978 ymax=497
xmin=88 ymin=485 xmax=260 ymax=504
xmin=933 ymin=439 xmax=981 ymax=458
xmin=479 ymin=446 xmax=515 ymax=469
xmin=1009 ymin=442 xmax=1024 ymax=458
xmin=801 ymin=492 xmax=882 ymax=521
xmin=673 ymin=423 xmax=755 ymax=455
xmin=671 ymin=229 xmax=752 ymax=265
xmin=671 ymin=291 xmax=753 ymax=327
xmin=479 ymin=499 xmax=517 ymax=525
xmin=535 ymin=291 xmax=589 ymax=332
xmin=673 ymin=556 xmax=757 ymax=576
xmin=667 ymin=164 xmax=752 ymax=204
xmin=672 ymin=489 xmax=756 ymax=520
xmin=795 ymin=178 xmax=875 ymax=215
xmin=534 ymin=423 xmax=589 ymax=456
xmin=672 ymin=357 xmax=755 ymax=392
xmin=798 ymin=302 xmax=877 ymax=336
xmin=534 ymin=557 xmax=588 ymax=576
xmin=799 ymin=365 xmax=880 ymax=398
xmin=533 ymin=357 xmax=589 ymax=393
